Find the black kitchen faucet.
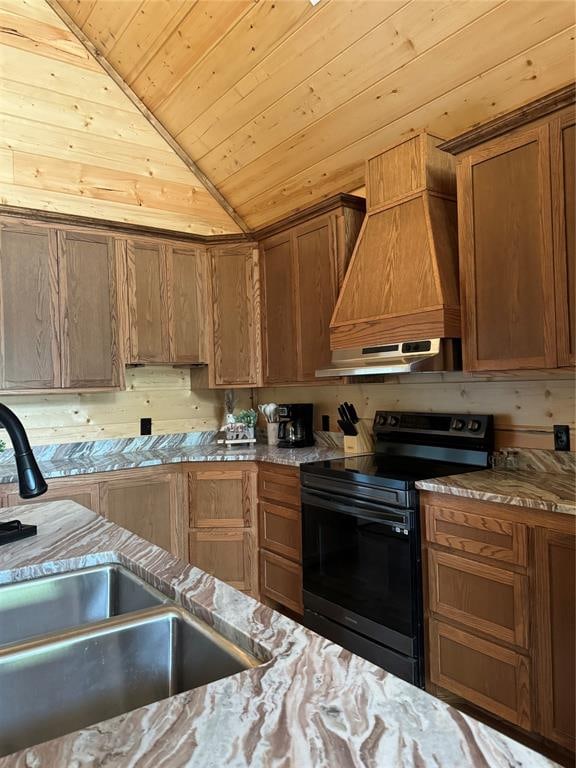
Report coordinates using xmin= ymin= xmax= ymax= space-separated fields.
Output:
xmin=0 ymin=403 xmax=47 ymax=545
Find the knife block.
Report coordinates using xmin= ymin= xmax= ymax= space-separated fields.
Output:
xmin=343 ymin=420 xmax=374 ymax=455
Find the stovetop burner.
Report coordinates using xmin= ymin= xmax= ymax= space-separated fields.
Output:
xmin=301 ymin=453 xmax=486 ymax=490
xmin=302 ymin=410 xmax=494 ymax=492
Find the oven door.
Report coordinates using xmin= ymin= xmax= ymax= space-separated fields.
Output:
xmin=302 ymin=487 xmax=421 ymax=657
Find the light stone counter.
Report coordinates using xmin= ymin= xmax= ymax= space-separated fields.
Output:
xmin=417 ymin=468 xmax=575 ymax=515
xmin=0 ymin=501 xmax=557 ymax=767
xmin=0 ymin=431 xmax=350 ymax=486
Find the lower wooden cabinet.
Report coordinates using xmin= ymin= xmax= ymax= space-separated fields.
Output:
xmin=259 ymin=500 xmax=301 ymax=561
xmin=260 ymin=549 xmax=303 ymax=614
xmin=4 ymin=481 xmax=100 ymax=514
xmin=534 ymin=527 xmax=576 ymax=751
xmin=186 ymin=463 xmax=258 ymax=597
xmin=258 ymin=463 xmax=303 ymax=614
xmin=189 ymin=528 xmax=256 ymax=593
xmin=422 ymin=491 xmax=575 ymax=751
xmin=100 ymin=470 xmax=183 ymax=558
xmin=0 ymin=460 xmax=308 ymax=611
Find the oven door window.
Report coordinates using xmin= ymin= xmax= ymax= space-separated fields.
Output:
xmin=303 ymin=501 xmax=414 ymax=637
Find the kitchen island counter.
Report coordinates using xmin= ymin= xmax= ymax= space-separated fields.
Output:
xmin=0 ymin=501 xmax=556 ymax=767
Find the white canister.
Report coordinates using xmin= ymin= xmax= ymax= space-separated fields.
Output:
xmin=266 ymin=422 xmax=280 ymax=446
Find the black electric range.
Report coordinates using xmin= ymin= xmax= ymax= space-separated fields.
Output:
xmin=300 ymin=410 xmax=494 ymax=687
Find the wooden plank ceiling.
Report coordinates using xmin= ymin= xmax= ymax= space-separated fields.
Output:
xmin=53 ymin=0 xmax=576 ymax=230
xmin=0 ymin=0 xmax=241 ymax=234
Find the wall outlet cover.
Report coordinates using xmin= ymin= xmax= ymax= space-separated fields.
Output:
xmin=553 ymin=424 xmax=570 ymax=451
xmin=140 ymin=417 xmax=152 ymax=436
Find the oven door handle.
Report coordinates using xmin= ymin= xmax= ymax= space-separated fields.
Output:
xmin=301 ymin=488 xmax=409 ymax=529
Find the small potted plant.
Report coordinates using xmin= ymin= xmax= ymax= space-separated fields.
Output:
xmin=224 ymin=409 xmax=257 ymax=445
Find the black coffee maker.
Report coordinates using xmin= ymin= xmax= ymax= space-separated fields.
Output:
xmin=277 ymin=404 xmax=314 ymax=448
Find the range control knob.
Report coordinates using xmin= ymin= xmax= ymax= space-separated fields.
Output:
xmin=452 ymin=418 xmax=465 ymax=431
xmin=376 ymin=414 xmax=386 ymax=426
xmin=389 ymin=415 xmax=400 ymax=427
xmin=468 ymin=419 xmax=482 ymax=432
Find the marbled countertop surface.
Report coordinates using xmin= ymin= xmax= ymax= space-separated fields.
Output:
xmin=416 ymin=468 xmax=576 ymax=515
xmin=0 ymin=432 xmax=349 ymax=486
xmin=0 ymin=502 xmax=555 ymax=767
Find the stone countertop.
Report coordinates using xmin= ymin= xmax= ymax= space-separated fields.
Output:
xmin=0 ymin=442 xmax=349 ymax=486
xmin=416 ymin=468 xmax=576 ymax=515
xmin=0 ymin=502 xmax=555 ymax=767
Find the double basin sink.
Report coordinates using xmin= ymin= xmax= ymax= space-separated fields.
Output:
xmin=0 ymin=565 xmax=261 ymax=756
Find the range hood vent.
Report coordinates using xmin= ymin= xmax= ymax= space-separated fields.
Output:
xmin=319 ymin=132 xmax=461 ymax=378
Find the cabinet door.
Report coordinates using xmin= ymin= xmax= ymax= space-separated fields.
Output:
xmin=535 ymin=528 xmax=575 ymax=750
xmin=167 ymin=244 xmax=207 ymax=364
xmin=188 ymin=466 xmax=256 ymax=528
xmin=126 ymin=239 xmax=170 ymax=363
xmin=58 ymin=230 xmax=122 ymax=388
xmin=6 ymin=481 xmax=100 ymax=514
xmin=0 ymin=222 xmax=60 ymax=390
xmin=429 ymin=620 xmax=531 ymax=730
xmin=551 ymin=110 xmax=575 ymax=367
xmin=207 ymin=244 xmax=261 ymax=387
xmin=260 ymin=232 xmax=298 ymax=384
xmin=189 ymin=528 xmax=256 ymax=592
xmin=458 ymin=125 xmax=556 ymax=370
xmin=293 ymin=215 xmax=338 ymax=380
xmin=100 ymin=470 xmax=183 ymax=557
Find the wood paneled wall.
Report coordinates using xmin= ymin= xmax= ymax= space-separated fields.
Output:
xmin=2 ymin=366 xmax=225 ymax=446
xmin=56 ymin=0 xmax=576 ymax=228
xmin=259 ymin=373 xmax=576 ymax=451
xmin=0 ymin=0 xmax=239 ymax=236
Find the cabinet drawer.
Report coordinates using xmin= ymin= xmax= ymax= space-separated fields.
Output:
xmin=260 ymin=550 xmax=303 ymax=614
xmin=428 ymin=550 xmax=528 ymax=648
xmin=424 ymin=503 xmax=527 ymax=566
xmin=429 ymin=620 xmax=531 ymax=730
xmin=258 ymin=465 xmax=300 ymax=509
xmin=259 ymin=501 xmax=301 ymax=562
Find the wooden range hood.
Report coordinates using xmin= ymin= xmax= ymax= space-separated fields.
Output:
xmin=327 ymin=132 xmax=461 ymax=366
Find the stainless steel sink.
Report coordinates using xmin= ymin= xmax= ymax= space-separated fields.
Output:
xmin=0 ymin=606 xmax=260 ymax=756
xmin=0 ymin=565 xmax=168 ymax=647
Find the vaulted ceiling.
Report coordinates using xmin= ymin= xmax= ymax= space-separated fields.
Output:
xmin=5 ymin=0 xmax=576 ymax=232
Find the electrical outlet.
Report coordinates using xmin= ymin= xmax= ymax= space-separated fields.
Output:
xmin=140 ymin=418 xmax=152 ymax=436
xmin=321 ymin=414 xmax=330 ymax=431
xmin=554 ymin=425 xmax=570 ymax=451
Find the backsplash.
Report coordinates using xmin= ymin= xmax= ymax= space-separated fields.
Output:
xmin=258 ymin=373 xmax=575 ymax=452
xmin=0 ymin=368 xmax=249 ymax=447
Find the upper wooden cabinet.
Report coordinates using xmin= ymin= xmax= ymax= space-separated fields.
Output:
xmin=0 ymin=220 xmax=123 ymax=392
xmin=260 ymin=231 xmax=298 ymax=384
xmin=551 ymin=110 xmax=575 ymax=367
xmin=452 ymin=100 xmax=575 ymax=371
xmin=126 ymin=238 xmax=207 ymax=365
xmin=0 ymin=222 xmax=60 ymax=390
xmin=58 ymin=230 xmax=122 ymax=389
xmin=258 ymin=196 xmax=364 ymax=386
xmin=206 ymin=243 xmax=261 ymax=387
